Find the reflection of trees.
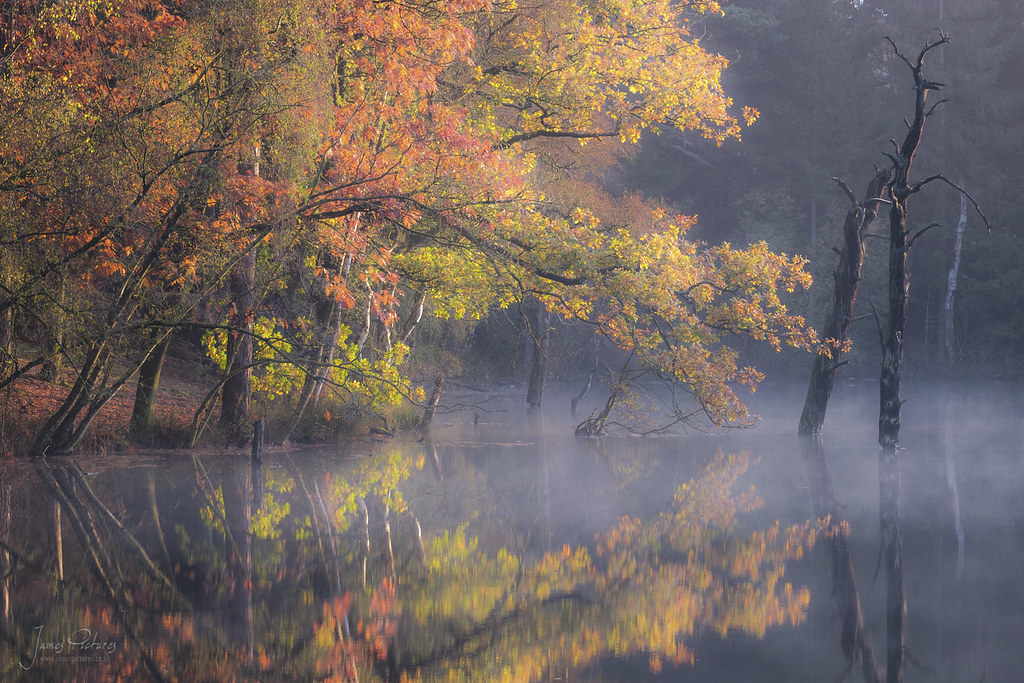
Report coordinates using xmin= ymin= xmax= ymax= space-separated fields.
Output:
xmin=802 ymin=436 xmax=912 ymax=683
xmin=801 ymin=436 xmax=882 ymax=682
xmin=0 ymin=448 xmax=815 ymax=682
xmin=879 ymin=448 xmax=905 ymax=683
xmin=7 ymin=462 xmax=189 ymax=680
xmin=382 ymin=450 xmax=816 ymax=681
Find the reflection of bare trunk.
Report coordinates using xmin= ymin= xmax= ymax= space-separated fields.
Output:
xmin=251 ymin=459 xmax=265 ymax=513
xmin=53 ymin=499 xmax=64 ymax=584
xmin=408 ymin=513 xmax=426 ymax=565
xmin=312 ymin=480 xmax=343 ymax=595
xmin=943 ymin=396 xmax=965 ymax=578
xmin=428 ymin=442 xmax=443 ymax=482
xmin=1 ymin=477 xmax=10 ymax=624
xmin=36 ymin=464 xmax=173 ymax=680
xmin=540 ymin=443 xmax=552 ymax=554
xmin=360 ymin=498 xmax=370 ymax=588
xmin=879 ymin=448 xmax=905 ymax=683
xmin=799 ymin=170 xmax=892 ymax=435
xmin=800 ymin=436 xmax=882 ymax=683
xmin=146 ymin=471 xmax=173 ymax=574
xmin=383 ymin=503 xmax=396 ymax=583
xmin=281 ymin=454 xmax=343 ymax=594
xmin=223 ymin=462 xmax=254 ymax=665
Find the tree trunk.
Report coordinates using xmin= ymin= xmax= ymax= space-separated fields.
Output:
xmin=943 ymin=187 xmax=967 ymax=364
xmin=282 ymin=256 xmax=350 ymax=443
xmin=38 ymin=322 xmax=63 ymax=384
xmin=418 ymin=374 xmax=444 ymax=429
xmin=571 ymin=335 xmax=601 ymax=417
xmin=799 ymin=169 xmax=893 ymax=435
xmin=879 ymin=197 xmax=910 ymax=450
xmin=878 ymin=34 xmax=948 ymax=449
xmin=130 ymin=333 xmax=172 ymax=442
xmin=0 ymin=264 xmax=11 ymax=375
xmin=220 ymin=250 xmax=255 ymax=444
xmin=32 ymin=341 xmax=111 ymax=454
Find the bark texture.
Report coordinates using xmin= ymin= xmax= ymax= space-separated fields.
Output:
xmin=130 ymin=333 xmax=172 ymax=442
xmin=878 ymin=34 xmax=948 ymax=449
xmin=221 ymin=250 xmax=256 ymax=443
xmin=799 ymin=168 xmax=892 ymax=435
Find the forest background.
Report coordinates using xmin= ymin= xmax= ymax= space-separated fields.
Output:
xmin=1 ymin=0 xmax=1020 ymax=456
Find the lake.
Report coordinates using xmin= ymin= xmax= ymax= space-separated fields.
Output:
xmin=1 ymin=380 xmax=1021 ymax=681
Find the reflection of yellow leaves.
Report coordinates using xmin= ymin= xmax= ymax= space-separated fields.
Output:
xmin=391 ymin=449 xmax=814 ymax=681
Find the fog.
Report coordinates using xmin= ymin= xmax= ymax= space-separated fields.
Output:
xmin=2 ymin=379 xmax=1022 ymax=680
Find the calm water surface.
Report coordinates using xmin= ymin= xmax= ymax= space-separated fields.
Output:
xmin=1 ymin=381 xmax=1021 ymax=681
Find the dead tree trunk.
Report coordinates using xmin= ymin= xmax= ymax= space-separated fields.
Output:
xmin=799 ymin=169 xmax=893 ymax=435
xmin=943 ymin=187 xmax=967 ymax=364
xmin=878 ymin=33 xmax=949 ymax=449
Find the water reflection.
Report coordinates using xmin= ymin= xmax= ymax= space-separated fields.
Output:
xmin=800 ymin=435 xmax=882 ymax=682
xmin=0 ymin=432 xmax=815 ymax=681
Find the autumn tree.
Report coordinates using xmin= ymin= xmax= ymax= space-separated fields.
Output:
xmin=1 ymin=0 xmax=824 ymax=453
xmin=0 ymin=0 xmax=223 ymax=454
xmin=389 ymin=0 xmax=818 ymax=427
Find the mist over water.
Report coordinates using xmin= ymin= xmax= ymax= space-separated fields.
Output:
xmin=1 ymin=379 xmax=1020 ymax=681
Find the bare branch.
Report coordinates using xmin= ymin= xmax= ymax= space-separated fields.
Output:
xmin=884 ymin=35 xmax=913 ymax=69
xmin=917 ymin=29 xmax=951 ymax=66
xmin=924 ymin=99 xmax=949 ymax=117
xmin=833 ymin=176 xmax=857 ymax=206
xmin=910 ymin=176 xmax=995 ymax=231
xmin=907 ymin=222 xmax=941 ymax=249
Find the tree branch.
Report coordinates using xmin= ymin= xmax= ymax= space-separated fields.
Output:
xmin=833 ymin=176 xmax=858 ymax=206
xmin=907 ymin=222 xmax=941 ymax=250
